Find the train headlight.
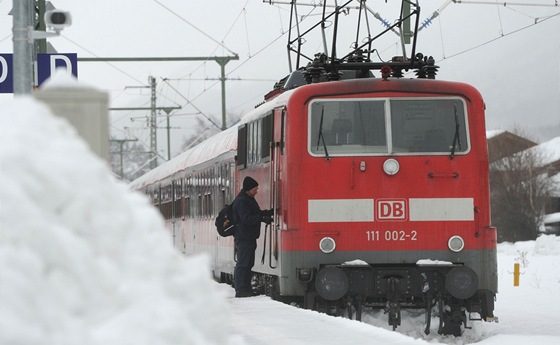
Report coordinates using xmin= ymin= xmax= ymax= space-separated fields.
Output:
xmin=315 ymin=266 xmax=349 ymax=300
xmin=445 ymin=266 xmax=479 ymax=299
xmin=319 ymin=237 xmax=336 ymax=254
xmin=448 ymin=235 xmax=465 ymax=252
xmin=383 ymin=158 xmax=400 ymax=175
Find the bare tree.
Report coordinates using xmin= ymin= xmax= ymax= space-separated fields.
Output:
xmin=109 ymin=138 xmax=152 ymax=182
xmin=490 ymin=134 xmax=556 ymax=242
xmin=179 ymin=117 xmax=221 ymax=153
xmin=178 ymin=112 xmax=242 ymax=155
xmin=109 ymin=112 xmax=243 ymax=181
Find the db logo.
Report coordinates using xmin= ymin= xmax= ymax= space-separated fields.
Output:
xmin=376 ymin=199 xmax=407 ymax=221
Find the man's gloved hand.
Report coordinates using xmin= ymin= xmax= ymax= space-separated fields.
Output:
xmin=262 ymin=215 xmax=273 ymax=224
xmin=261 ymin=208 xmax=274 ymax=217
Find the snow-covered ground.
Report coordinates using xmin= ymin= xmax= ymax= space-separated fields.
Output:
xmin=1 ymin=96 xmax=559 ymax=345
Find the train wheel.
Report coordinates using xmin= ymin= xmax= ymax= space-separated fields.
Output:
xmin=437 ymin=298 xmax=444 ymax=334
xmin=303 ymin=291 xmax=317 ymax=310
xmin=388 ymin=306 xmax=401 ymax=331
xmin=265 ymin=275 xmax=281 ymax=300
xmin=346 ymin=303 xmax=353 ymax=320
xmin=355 ymin=302 xmax=362 ymax=322
xmin=441 ymin=313 xmax=463 ymax=336
xmin=346 ymin=297 xmax=363 ymax=321
xmin=424 ymin=298 xmax=432 ymax=335
xmin=440 ymin=301 xmax=465 ymax=336
xmin=386 ymin=277 xmax=402 ymax=330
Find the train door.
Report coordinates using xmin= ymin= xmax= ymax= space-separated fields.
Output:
xmin=266 ymin=107 xmax=285 ymax=269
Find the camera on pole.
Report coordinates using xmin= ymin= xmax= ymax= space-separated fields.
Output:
xmin=44 ymin=10 xmax=72 ymax=33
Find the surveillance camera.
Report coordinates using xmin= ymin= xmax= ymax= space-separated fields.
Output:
xmin=44 ymin=10 xmax=72 ymax=32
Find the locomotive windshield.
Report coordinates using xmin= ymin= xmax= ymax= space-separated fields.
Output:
xmin=309 ymin=98 xmax=469 ymax=157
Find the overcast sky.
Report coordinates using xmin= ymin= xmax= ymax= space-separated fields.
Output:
xmin=1 ymin=0 xmax=559 ymax=157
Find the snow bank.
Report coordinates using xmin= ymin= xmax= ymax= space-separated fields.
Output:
xmin=0 ymin=97 xmax=234 ymax=345
xmin=497 ymin=235 xmax=560 ymax=256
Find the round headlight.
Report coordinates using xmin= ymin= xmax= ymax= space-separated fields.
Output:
xmin=319 ymin=237 xmax=336 ymax=254
xmin=383 ymin=158 xmax=400 ymax=175
xmin=448 ymin=235 xmax=465 ymax=252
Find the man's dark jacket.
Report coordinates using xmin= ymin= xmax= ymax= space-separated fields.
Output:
xmin=232 ymin=191 xmax=262 ymax=240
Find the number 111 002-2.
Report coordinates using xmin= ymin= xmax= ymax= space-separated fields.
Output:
xmin=366 ymin=230 xmax=418 ymax=241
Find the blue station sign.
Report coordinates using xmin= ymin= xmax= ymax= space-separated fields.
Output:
xmin=0 ymin=53 xmax=78 ymax=93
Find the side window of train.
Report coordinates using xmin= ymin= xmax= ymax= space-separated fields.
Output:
xmin=173 ymin=180 xmax=182 ymax=220
xmin=220 ymin=161 xmax=233 ymax=205
xmin=228 ymin=159 xmax=235 ymax=200
xmin=184 ymin=177 xmax=191 ymax=219
xmin=249 ymin=121 xmax=261 ymax=165
xmin=205 ymin=170 xmax=212 ymax=218
xmin=197 ymin=173 xmax=202 ymax=219
xmin=237 ymin=124 xmax=247 ymax=170
xmin=238 ymin=113 xmax=274 ymax=168
xmin=261 ymin=112 xmax=273 ymax=162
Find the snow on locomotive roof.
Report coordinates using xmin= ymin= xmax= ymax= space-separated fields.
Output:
xmin=129 ymin=89 xmax=293 ymax=191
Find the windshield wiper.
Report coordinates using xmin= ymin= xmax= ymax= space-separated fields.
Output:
xmin=316 ymin=106 xmax=330 ymax=161
xmin=358 ymin=102 xmax=367 ymax=148
xmin=450 ymin=104 xmax=461 ymax=159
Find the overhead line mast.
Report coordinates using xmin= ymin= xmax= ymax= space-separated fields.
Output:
xmin=78 ymin=55 xmax=239 ymax=132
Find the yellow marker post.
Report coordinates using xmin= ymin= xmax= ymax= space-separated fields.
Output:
xmin=513 ymin=263 xmax=520 ymax=286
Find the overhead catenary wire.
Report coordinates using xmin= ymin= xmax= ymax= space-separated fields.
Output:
xmin=161 ymin=78 xmax=222 ymax=130
xmin=440 ymin=11 xmax=560 ymax=61
xmin=452 ymin=1 xmax=559 ymax=7
xmin=152 ymin=0 xmax=238 ymax=56
xmin=61 ymin=36 xmax=145 ymax=85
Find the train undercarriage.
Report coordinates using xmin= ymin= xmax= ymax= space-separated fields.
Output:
xmin=225 ymin=263 xmax=496 ymax=337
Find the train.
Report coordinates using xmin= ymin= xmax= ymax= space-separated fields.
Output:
xmin=129 ymin=2 xmax=497 ymax=336
xmin=130 ymin=60 xmax=497 ymax=336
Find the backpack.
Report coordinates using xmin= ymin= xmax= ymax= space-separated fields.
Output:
xmin=215 ymin=201 xmax=237 ymax=237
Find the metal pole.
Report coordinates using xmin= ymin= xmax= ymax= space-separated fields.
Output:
xmin=164 ymin=108 xmax=171 ymax=160
xmin=13 ymin=0 xmax=33 ymax=95
xmin=149 ymin=76 xmax=157 ymax=169
xmin=216 ymin=58 xmax=228 ymax=130
xmin=110 ymin=139 xmax=138 ymax=178
xmin=34 ymin=0 xmax=47 ymax=55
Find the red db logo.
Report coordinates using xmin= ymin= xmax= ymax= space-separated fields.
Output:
xmin=376 ymin=199 xmax=407 ymax=221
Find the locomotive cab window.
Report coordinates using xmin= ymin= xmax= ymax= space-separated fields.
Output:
xmin=309 ymin=97 xmax=469 ymax=157
xmin=237 ymin=113 xmax=274 ymax=169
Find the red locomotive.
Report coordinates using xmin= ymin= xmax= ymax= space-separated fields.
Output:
xmin=130 ymin=2 xmax=497 ymax=336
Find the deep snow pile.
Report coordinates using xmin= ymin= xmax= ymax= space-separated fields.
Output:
xmin=0 ymin=97 xmax=235 ymax=345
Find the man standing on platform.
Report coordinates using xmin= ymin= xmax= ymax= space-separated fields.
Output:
xmin=232 ymin=176 xmax=273 ymax=298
